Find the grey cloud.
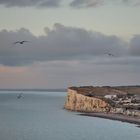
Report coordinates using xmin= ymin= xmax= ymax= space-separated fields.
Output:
xmin=38 ymin=0 xmax=61 ymax=7
xmin=0 ymin=23 xmax=129 ymax=66
xmin=45 ymin=23 xmax=127 ymax=56
xmin=122 ymin=0 xmax=130 ymax=3
xmin=0 ymin=0 xmax=140 ymax=8
xmin=122 ymin=0 xmax=140 ymax=6
xmin=129 ymin=35 xmax=140 ymax=56
xmin=0 ymin=0 xmax=61 ymax=7
xmin=35 ymin=59 xmax=140 ymax=88
xmin=69 ymin=0 xmax=140 ymax=8
xmin=70 ymin=0 xmax=104 ymax=8
xmin=88 ymin=56 xmax=140 ymax=66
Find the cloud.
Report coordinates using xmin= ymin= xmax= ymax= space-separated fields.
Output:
xmin=1 ymin=24 xmax=140 ymax=88
xmin=0 ymin=23 xmax=130 ymax=66
xmin=122 ymin=0 xmax=140 ymax=6
xmin=0 ymin=0 xmax=61 ymax=8
xmin=1 ymin=58 xmax=140 ymax=89
xmin=69 ymin=0 xmax=140 ymax=8
xmin=129 ymin=35 xmax=140 ymax=56
xmin=27 ymin=59 xmax=140 ymax=88
xmin=70 ymin=0 xmax=104 ymax=8
xmin=0 ymin=0 xmax=140 ymax=8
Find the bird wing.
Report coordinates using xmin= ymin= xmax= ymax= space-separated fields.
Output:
xmin=22 ymin=41 xmax=29 ymax=43
xmin=14 ymin=41 xmax=20 ymax=44
xmin=104 ymin=52 xmax=115 ymax=57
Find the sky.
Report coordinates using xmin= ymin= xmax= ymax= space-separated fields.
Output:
xmin=0 ymin=0 xmax=140 ymax=89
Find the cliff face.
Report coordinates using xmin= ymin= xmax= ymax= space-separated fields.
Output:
xmin=64 ymin=88 xmax=111 ymax=112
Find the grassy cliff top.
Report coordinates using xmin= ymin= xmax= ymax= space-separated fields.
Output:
xmin=69 ymin=86 xmax=140 ymax=96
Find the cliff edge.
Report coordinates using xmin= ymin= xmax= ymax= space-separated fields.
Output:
xmin=64 ymin=87 xmax=112 ymax=112
xmin=64 ymin=86 xmax=140 ymax=116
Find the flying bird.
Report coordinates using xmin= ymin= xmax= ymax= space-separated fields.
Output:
xmin=107 ymin=53 xmax=114 ymax=56
xmin=17 ymin=93 xmax=23 ymax=99
xmin=14 ymin=40 xmax=29 ymax=45
xmin=104 ymin=53 xmax=115 ymax=57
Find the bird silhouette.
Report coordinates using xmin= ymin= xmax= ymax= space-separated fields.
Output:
xmin=107 ymin=53 xmax=114 ymax=56
xmin=104 ymin=53 xmax=114 ymax=57
xmin=14 ymin=40 xmax=29 ymax=45
xmin=17 ymin=93 xmax=23 ymax=99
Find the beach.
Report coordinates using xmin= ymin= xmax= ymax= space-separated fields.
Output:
xmin=79 ymin=113 xmax=140 ymax=126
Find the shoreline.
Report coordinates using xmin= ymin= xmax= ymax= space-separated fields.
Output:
xmin=79 ymin=112 xmax=140 ymax=127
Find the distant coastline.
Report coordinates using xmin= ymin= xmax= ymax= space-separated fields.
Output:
xmin=64 ymin=86 xmax=140 ymax=126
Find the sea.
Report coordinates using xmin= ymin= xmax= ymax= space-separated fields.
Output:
xmin=0 ymin=90 xmax=139 ymax=140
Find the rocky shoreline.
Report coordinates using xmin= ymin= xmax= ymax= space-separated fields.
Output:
xmin=79 ymin=112 xmax=140 ymax=126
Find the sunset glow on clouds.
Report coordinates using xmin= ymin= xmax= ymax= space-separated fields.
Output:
xmin=0 ymin=0 xmax=140 ymax=88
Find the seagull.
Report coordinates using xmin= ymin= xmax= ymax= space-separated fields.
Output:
xmin=17 ymin=93 xmax=23 ymax=99
xmin=14 ymin=40 xmax=29 ymax=45
xmin=107 ymin=53 xmax=114 ymax=56
xmin=104 ymin=53 xmax=115 ymax=57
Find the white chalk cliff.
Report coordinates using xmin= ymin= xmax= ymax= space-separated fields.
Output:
xmin=64 ymin=88 xmax=111 ymax=112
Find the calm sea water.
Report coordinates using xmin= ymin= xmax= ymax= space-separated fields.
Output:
xmin=0 ymin=91 xmax=139 ymax=140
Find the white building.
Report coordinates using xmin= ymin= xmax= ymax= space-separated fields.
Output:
xmin=104 ymin=95 xmax=117 ymax=99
